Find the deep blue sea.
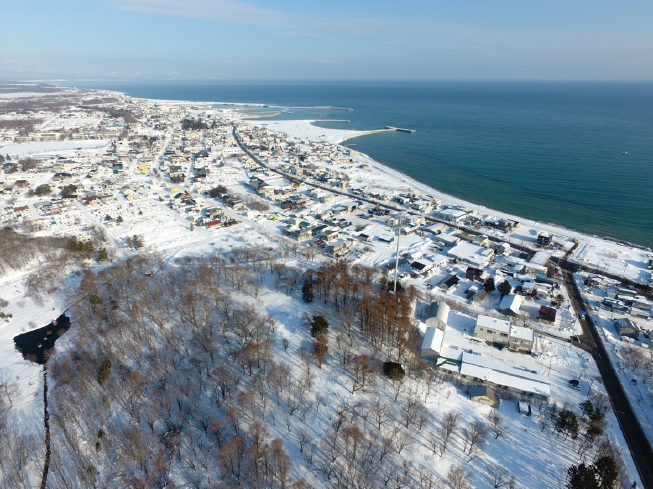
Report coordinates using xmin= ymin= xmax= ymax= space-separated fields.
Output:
xmin=59 ymin=80 xmax=653 ymax=248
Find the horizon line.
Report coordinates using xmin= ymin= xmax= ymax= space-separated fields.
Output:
xmin=38 ymin=78 xmax=653 ymax=84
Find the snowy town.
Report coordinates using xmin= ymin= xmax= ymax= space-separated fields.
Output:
xmin=0 ymin=84 xmax=651 ymax=488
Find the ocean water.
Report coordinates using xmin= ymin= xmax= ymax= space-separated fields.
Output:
xmin=59 ymin=80 xmax=653 ymax=248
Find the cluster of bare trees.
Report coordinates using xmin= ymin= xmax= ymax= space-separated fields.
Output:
xmin=302 ymin=260 xmax=420 ymax=365
xmin=45 ymin=250 xmax=328 ymax=487
xmin=0 ymin=369 xmax=42 ymax=488
xmin=232 ymin=193 xmax=271 ymax=212
xmin=620 ymin=344 xmax=653 ymax=377
xmin=306 ymin=393 xmax=441 ymax=489
xmin=0 ymin=227 xmax=63 ymax=275
xmin=35 ymin=247 xmax=454 ymax=487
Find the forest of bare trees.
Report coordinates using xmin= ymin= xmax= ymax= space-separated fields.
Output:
xmin=20 ymin=247 xmax=468 ymax=488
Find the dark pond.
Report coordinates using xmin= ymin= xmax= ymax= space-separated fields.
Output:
xmin=14 ymin=314 xmax=71 ymax=364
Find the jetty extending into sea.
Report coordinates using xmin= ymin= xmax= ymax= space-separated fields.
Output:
xmin=290 ymin=106 xmax=353 ymax=111
xmin=385 ymin=126 xmax=417 ymax=133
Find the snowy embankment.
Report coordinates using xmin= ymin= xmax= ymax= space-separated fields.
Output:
xmin=0 ymin=139 xmax=111 ymax=157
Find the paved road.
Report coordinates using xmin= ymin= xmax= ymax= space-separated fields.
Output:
xmin=234 ymin=125 xmax=653 ymax=486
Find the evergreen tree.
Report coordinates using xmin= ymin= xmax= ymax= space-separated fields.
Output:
xmin=483 ymin=277 xmax=496 ymax=293
xmin=210 ymin=185 xmax=228 ymax=198
xmin=310 ymin=315 xmax=328 ymax=338
xmin=593 ymin=456 xmax=618 ymax=489
xmin=97 ymin=248 xmax=108 ymax=263
xmin=302 ymin=279 xmax=314 ymax=303
xmin=62 ymin=184 xmax=77 ymax=196
xmin=383 ymin=362 xmax=405 ymax=382
xmin=555 ymin=409 xmax=580 ymax=439
xmin=579 ymin=400 xmax=595 ymax=418
xmin=567 ymin=463 xmax=599 ymax=489
xmin=498 ymin=280 xmax=512 ymax=298
xmin=34 ymin=184 xmax=51 ymax=195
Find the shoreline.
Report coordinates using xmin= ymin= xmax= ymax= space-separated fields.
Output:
xmin=10 ymin=85 xmax=652 ymax=281
xmin=251 ymin=118 xmax=647 ymax=248
xmin=249 ymin=118 xmax=652 ymax=283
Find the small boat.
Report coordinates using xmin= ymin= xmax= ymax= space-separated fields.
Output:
xmin=622 ymin=151 xmax=630 ymax=156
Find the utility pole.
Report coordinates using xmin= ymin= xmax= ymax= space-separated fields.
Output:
xmin=393 ymin=211 xmax=407 ymax=294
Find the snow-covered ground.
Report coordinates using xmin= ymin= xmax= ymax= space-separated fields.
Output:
xmin=255 ymin=119 xmax=379 ymax=145
xmin=0 ymin=92 xmax=648 ymax=486
xmin=0 ymin=139 xmax=111 ymax=156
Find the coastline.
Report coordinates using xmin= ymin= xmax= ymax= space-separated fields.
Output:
xmin=12 ymin=85 xmax=653 ymax=282
xmin=249 ymin=120 xmax=639 ymax=240
xmin=249 ymin=118 xmax=652 ymax=283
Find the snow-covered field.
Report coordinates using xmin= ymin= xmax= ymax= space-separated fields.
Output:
xmin=0 ymin=139 xmax=111 ymax=156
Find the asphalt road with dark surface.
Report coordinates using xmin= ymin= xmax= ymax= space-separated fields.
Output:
xmin=562 ymin=269 xmax=653 ymax=489
xmin=233 ymin=126 xmax=653 ymax=486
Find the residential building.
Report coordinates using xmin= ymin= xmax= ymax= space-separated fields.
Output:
xmin=509 ymin=326 xmax=534 ymax=353
xmin=437 ymin=208 xmax=466 ymax=223
xmin=447 ymin=242 xmax=494 ymax=268
xmin=615 ymin=318 xmax=639 ymax=339
xmin=537 ymin=233 xmax=552 ymax=247
xmin=539 ymin=306 xmax=557 ymax=324
xmin=473 ymin=315 xmax=510 ymax=345
xmin=499 ymin=294 xmax=523 ymax=316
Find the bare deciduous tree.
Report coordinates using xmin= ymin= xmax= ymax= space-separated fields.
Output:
xmin=490 ymin=465 xmax=516 ymax=488
xmin=447 ymin=465 xmax=472 ymax=489
xmin=438 ymin=411 xmax=459 ymax=456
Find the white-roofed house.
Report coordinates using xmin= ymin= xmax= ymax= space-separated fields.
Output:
xmin=509 ymin=325 xmax=534 ymax=353
xmin=473 ymin=315 xmax=510 ymax=346
xmin=447 ymin=241 xmax=494 ymax=268
xmin=438 ymin=208 xmax=466 ymax=223
xmin=499 ymin=294 xmax=523 ymax=316
xmin=433 ymin=233 xmax=460 ymax=247
xmin=458 ymin=352 xmax=550 ymax=398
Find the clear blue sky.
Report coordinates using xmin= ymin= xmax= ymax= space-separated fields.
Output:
xmin=2 ymin=0 xmax=653 ymax=80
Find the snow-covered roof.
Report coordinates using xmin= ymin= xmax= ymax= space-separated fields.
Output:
xmin=439 ymin=208 xmax=465 ymax=219
xmin=530 ymin=251 xmax=551 ymax=267
xmin=439 ymin=346 xmax=463 ymax=362
xmin=460 ymin=352 xmax=550 ymax=397
xmin=433 ymin=233 xmax=460 ymax=245
xmin=476 ymin=315 xmax=510 ymax=334
xmin=421 ymin=326 xmax=444 ymax=353
xmin=499 ymin=294 xmax=523 ymax=314
xmin=510 ymin=325 xmax=534 ymax=342
xmin=447 ymin=241 xmax=491 ymax=267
